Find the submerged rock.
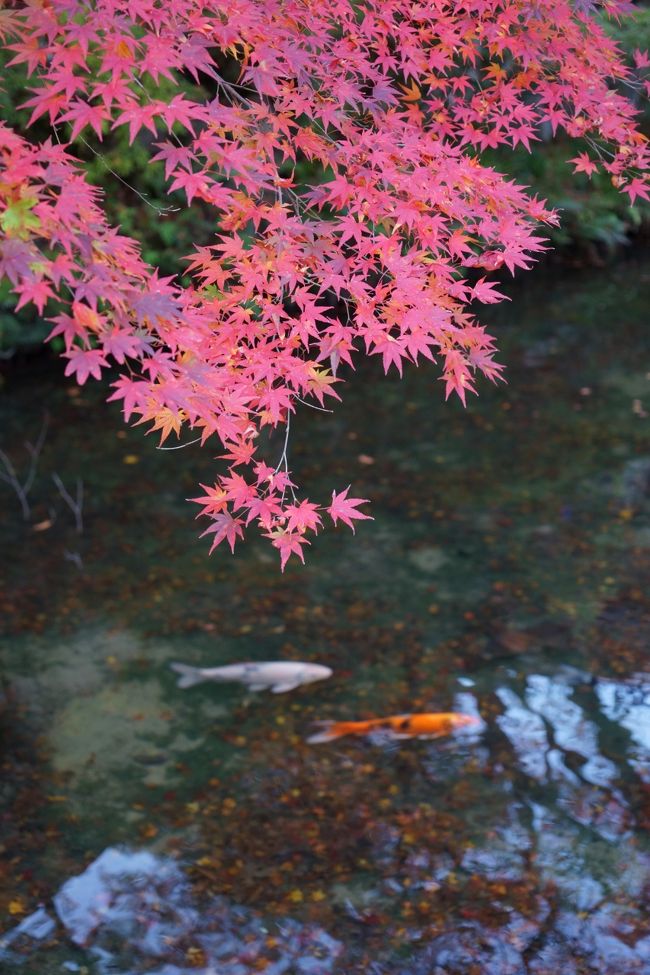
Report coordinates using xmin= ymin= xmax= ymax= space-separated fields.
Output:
xmin=49 ymin=847 xmax=342 ymax=974
xmin=395 ymin=924 xmax=528 ymax=975
xmin=620 ymin=457 xmax=650 ymax=508
xmin=0 ymin=905 xmax=57 ymax=963
xmin=407 ymin=545 xmax=448 ymax=574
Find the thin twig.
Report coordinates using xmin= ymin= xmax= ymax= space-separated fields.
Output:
xmin=23 ymin=413 xmax=50 ymax=496
xmin=273 ymin=409 xmax=292 ymax=475
xmin=0 ymin=448 xmax=30 ymax=520
xmin=294 ymin=395 xmax=333 ymax=413
xmin=157 ymin=436 xmax=202 ymax=450
xmin=271 ymin=409 xmax=298 ymax=503
xmin=63 ymin=549 xmax=84 ymax=571
xmin=52 ymin=473 xmax=84 ymax=533
xmin=0 ymin=413 xmax=49 ymax=520
xmin=77 ymin=135 xmax=181 ymax=215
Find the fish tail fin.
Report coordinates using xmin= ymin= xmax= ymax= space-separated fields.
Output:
xmin=170 ymin=662 xmax=204 ymax=689
xmin=306 ymin=721 xmax=353 ymax=744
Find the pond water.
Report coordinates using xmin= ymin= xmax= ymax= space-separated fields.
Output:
xmin=1 ymin=254 xmax=650 ymax=974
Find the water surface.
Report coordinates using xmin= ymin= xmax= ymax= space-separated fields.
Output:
xmin=1 ymin=255 xmax=650 ymax=973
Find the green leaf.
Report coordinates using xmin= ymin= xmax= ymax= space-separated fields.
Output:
xmin=0 ymin=197 xmax=41 ymax=237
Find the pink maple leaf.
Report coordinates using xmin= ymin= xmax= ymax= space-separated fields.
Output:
xmin=189 ymin=483 xmax=228 ymax=517
xmin=59 ymin=100 xmax=108 ymax=140
xmin=327 ymin=487 xmax=372 ymax=533
xmin=245 ymin=494 xmax=283 ymax=529
xmin=64 ymin=348 xmax=108 ymax=385
xmin=101 ymin=328 xmax=143 ymax=363
xmin=14 ymin=277 xmax=55 ymax=313
xmin=623 ymin=178 xmax=650 ymax=205
xmin=265 ymin=528 xmax=310 ymax=571
xmin=284 ymin=499 xmax=322 ymax=533
xmin=471 ymin=278 xmax=508 ymax=304
xmin=200 ymin=512 xmax=245 ymax=554
xmin=568 ymin=152 xmax=599 ymax=177
xmin=107 ymin=376 xmax=149 ymax=422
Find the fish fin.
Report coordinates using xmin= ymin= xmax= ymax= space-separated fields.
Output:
xmin=247 ymin=683 xmax=268 ymax=692
xmin=270 ymin=681 xmax=301 ymax=693
xmin=306 ymin=721 xmax=348 ymax=744
xmin=367 ymin=728 xmax=409 ymax=744
xmin=169 ymin=662 xmax=204 ymax=689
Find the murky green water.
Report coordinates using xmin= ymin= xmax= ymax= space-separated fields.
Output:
xmin=1 ymin=255 xmax=650 ymax=974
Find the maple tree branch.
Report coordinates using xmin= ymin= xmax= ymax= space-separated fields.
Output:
xmin=584 ymin=135 xmax=615 ymax=162
xmin=214 ymin=75 xmax=257 ymax=110
xmin=1 ymin=0 xmax=646 ymax=567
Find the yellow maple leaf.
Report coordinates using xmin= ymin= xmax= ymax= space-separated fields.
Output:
xmin=307 ymin=366 xmax=338 ymax=402
xmin=115 ymin=40 xmax=132 ymax=60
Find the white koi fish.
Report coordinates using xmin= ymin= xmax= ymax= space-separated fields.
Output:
xmin=170 ymin=660 xmax=333 ymax=694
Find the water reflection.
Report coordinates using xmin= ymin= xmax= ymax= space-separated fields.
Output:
xmin=597 ymin=673 xmax=650 ymax=783
xmin=497 ymin=670 xmax=639 ymax=841
xmin=497 ymin=685 xmax=551 ymax=780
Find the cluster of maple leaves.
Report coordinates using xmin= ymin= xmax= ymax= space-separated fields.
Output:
xmin=0 ymin=0 xmax=648 ymax=567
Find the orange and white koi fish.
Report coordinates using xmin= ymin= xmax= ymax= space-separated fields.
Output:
xmin=307 ymin=712 xmax=481 ymax=744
